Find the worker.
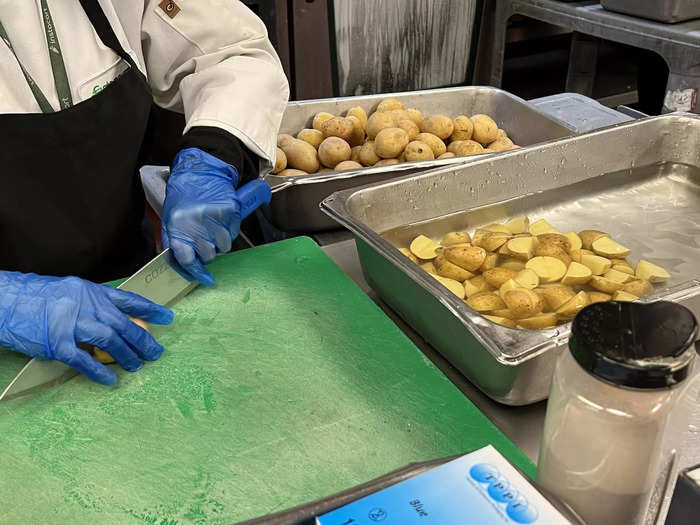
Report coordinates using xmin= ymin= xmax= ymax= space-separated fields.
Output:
xmin=0 ymin=1 xmax=289 ymax=385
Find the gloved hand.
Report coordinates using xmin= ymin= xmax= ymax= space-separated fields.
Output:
xmin=0 ymin=271 xmax=174 ymax=385
xmin=161 ymin=147 xmax=271 ymax=286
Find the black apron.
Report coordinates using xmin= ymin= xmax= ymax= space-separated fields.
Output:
xmin=0 ymin=0 xmax=153 ymax=282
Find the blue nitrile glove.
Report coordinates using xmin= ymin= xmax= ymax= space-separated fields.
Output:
xmin=0 ymin=271 xmax=174 ymax=385
xmin=161 ymin=147 xmax=272 ymax=286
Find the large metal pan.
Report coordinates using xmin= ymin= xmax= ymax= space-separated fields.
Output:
xmin=321 ymin=113 xmax=700 ymax=405
xmin=601 ymin=0 xmax=700 ymax=23
xmin=263 ymin=86 xmax=574 ymax=232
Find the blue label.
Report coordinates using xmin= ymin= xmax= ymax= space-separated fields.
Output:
xmin=470 ymin=463 xmax=538 ymax=524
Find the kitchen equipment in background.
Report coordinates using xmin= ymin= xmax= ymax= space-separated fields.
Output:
xmin=601 ymin=0 xmax=700 ymax=24
xmin=665 ymin=464 xmax=700 ymax=525
xmin=321 ymin=113 xmax=700 ymax=405
xmin=537 ymin=301 xmax=698 ymax=525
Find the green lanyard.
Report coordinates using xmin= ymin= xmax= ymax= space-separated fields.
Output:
xmin=0 ymin=0 xmax=73 ymax=113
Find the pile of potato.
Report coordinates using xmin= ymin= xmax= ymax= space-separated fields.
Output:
xmin=399 ymin=217 xmax=670 ymax=330
xmin=273 ymin=97 xmax=519 ymax=177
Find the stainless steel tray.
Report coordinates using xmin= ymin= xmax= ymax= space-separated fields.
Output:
xmin=601 ymin=0 xmax=700 ymax=23
xmin=263 ymin=86 xmax=574 ymax=233
xmin=321 ymin=114 xmax=700 ymax=405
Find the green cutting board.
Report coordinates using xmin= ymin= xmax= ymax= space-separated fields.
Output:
xmin=0 ymin=237 xmax=531 ymax=524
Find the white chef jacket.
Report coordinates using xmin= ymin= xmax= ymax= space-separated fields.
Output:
xmin=0 ymin=0 xmax=289 ymax=167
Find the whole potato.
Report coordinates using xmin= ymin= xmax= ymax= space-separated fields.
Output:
xmin=359 ymin=140 xmax=381 ymax=166
xmin=366 ymin=111 xmax=396 ymax=139
xmin=471 ymin=114 xmax=499 ymax=145
xmin=277 ymin=134 xmax=295 ymax=148
xmin=312 ymin=112 xmax=334 ymax=131
xmin=496 ymin=129 xmax=508 ymax=141
xmin=334 ymin=160 xmax=363 ymax=172
xmin=272 ymin=147 xmax=287 ymax=174
xmin=346 ymin=115 xmax=366 ymax=146
xmin=451 ymin=115 xmax=474 ymax=141
xmin=278 ymin=168 xmax=308 ymax=177
xmin=438 ymin=152 xmax=455 ymax=159
xmin=375 ymin=127 xmax=410 ymax=159
xmin=375 ymin=158 xmax=400 ymax=166
xmin=350 ymin=145 xmax=362 ymax=163
xmin=389 ymin=109 xmax=411 ymax=125
xmin=404 ymin=140 xmax=434 ymax=161
xmin=398 ymin=119 xmax=420 ymax=140
xmin=281 ymin=138 xmax=319 ymax=173
xmin=447 ymin=140 xmax=485 ymax=156
xmin=415 ymin=132 xmax=446 ymax=157
xmin=406 ymin=108 xmax=423 ymax=126
xmin=487 ymin=137 xmax=515 ymax=152
xmin=297 ymin=128 xmax=324 ymax=149
xmin=376 ymin=97 xmax=403 ymax=112
xmin=345 ymin=106 xmax=367 ymax=129
xmin=420 ymin=114 xmax=454 ymax=140
xmin=318 ymin=136 xmax=351 ymax=168
xmin=321 ymin=116 xmax=354 ymax=141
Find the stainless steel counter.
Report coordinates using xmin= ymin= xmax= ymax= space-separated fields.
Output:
xmin=321 ymin=239 xmax=545 ymax=463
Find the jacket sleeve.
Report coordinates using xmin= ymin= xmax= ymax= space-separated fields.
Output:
xmin=140 ymin=0 xmax=290 ymax=175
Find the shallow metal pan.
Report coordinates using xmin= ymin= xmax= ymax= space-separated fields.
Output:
xmin=601 ymin=0 xmax=700 ymax=23
xmin=321 ymin=113 xmax=700 ymax=405
xmin=262 ymin=86 xmax=574 ymax=233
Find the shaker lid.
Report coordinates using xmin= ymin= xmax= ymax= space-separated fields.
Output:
xmin=570 ymin=301 xmax=698 ymax=389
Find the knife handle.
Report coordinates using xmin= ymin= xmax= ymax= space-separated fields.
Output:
xmin=237 ymin=179 xmax=272 ymax=219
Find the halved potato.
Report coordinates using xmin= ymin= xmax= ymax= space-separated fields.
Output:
xmin=539 ymin=285 xmax=576 ymax=311
xmin=612 ymin=262 xmax=635 ymax=275
xmin=555 ymin=291 xmax=590 ymax=320
xmin=499 ymin=279 xmax=520 ymax=299
xmin=623 ymin=279 xmax=654 ymax=297
xmin=444 ymin=245 xmax=487 ymax=271
xmin=526 ymin=256 xmax=567 ymax=283
xmin=590 ymin=275 xmax=624 ymax=294
xmin=432 ymin=275 xmax=465 ymax=299
xmin=500 ymin=258 xmax=527 ymax=271
xmin=399 ymin=247 xmax=419 ymax=264
xmin=491 ymin=308 xmax=516 ymax=319
xmin=483 ymin=267 xmax=518 ymax=288
xmin=604 ymin=269 xmax=633 ymax=284
xmin=441 ymin=231 xmax=471 ymax=246
xmin=515 ymin=269 xmax=539 ymax=289
xmin=507 ymin=236 xmax=537 ymax=260
xmin=479 ymin=252 xmax=499 ymax=272
xmin=467 ymin=292 xmax=506 ymax=312
xmin=435 ymin=254 xmax=474 ymax=282
xmin=504 ymin=216 xmax=529 ymax=234
xmin=464 ymin=275 xmax=490 ymax=298
xmin=410 ymin=235 xmax=440 ymax=259
xmin=613 ymin=290 xmax=639 ymax=302
xmin=570 ymin=249 xmax=582 ymax=263
xmin=537 ymin=233 xmax=571 ymax=253
xmin=579 ymin=230 xmax=608 ymax=250
xmin=534 ymin=243 xmax=572 ymax=266
xmin=580 ymin=254 xmax=612 ymax=276
xmin=561 ymin=262 xmax=593 ymax=286
xmin=592 ymin=237 xmax=631 ymax=258
xmin=588 ymin=291 xmax=612 ymax=304
xmin=517 ymin=313 xmax=558 ymax=330
xmin=483 ymin=315 xmax=517 ymax=328
xmin=420 ymin=261 xmax=436 ymax=274
xmin=529 ymin=219 xmax=559 ymax=236
xmin=636 ymin=260 xmax=670 ymax=283
xmin=565 ymin=232 xmax=582 ymax=252
xmin=473 ymin=230 xmax=510 ymax=252
xmin=503 ymin=288 xmax=544 ymax=319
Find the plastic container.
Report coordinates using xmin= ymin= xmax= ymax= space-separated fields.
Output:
xmin=537 ymin=301 xmax=698 ymax=525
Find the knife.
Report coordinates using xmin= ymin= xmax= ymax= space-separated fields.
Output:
xmin=0 ymin=179 xmax=271 ymax=401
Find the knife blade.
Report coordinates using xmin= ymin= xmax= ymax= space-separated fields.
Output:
xmin=0 ymin=249 xmax=198 ymax=402
xmin=0 ymin=178 xmax=272 ymax=402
